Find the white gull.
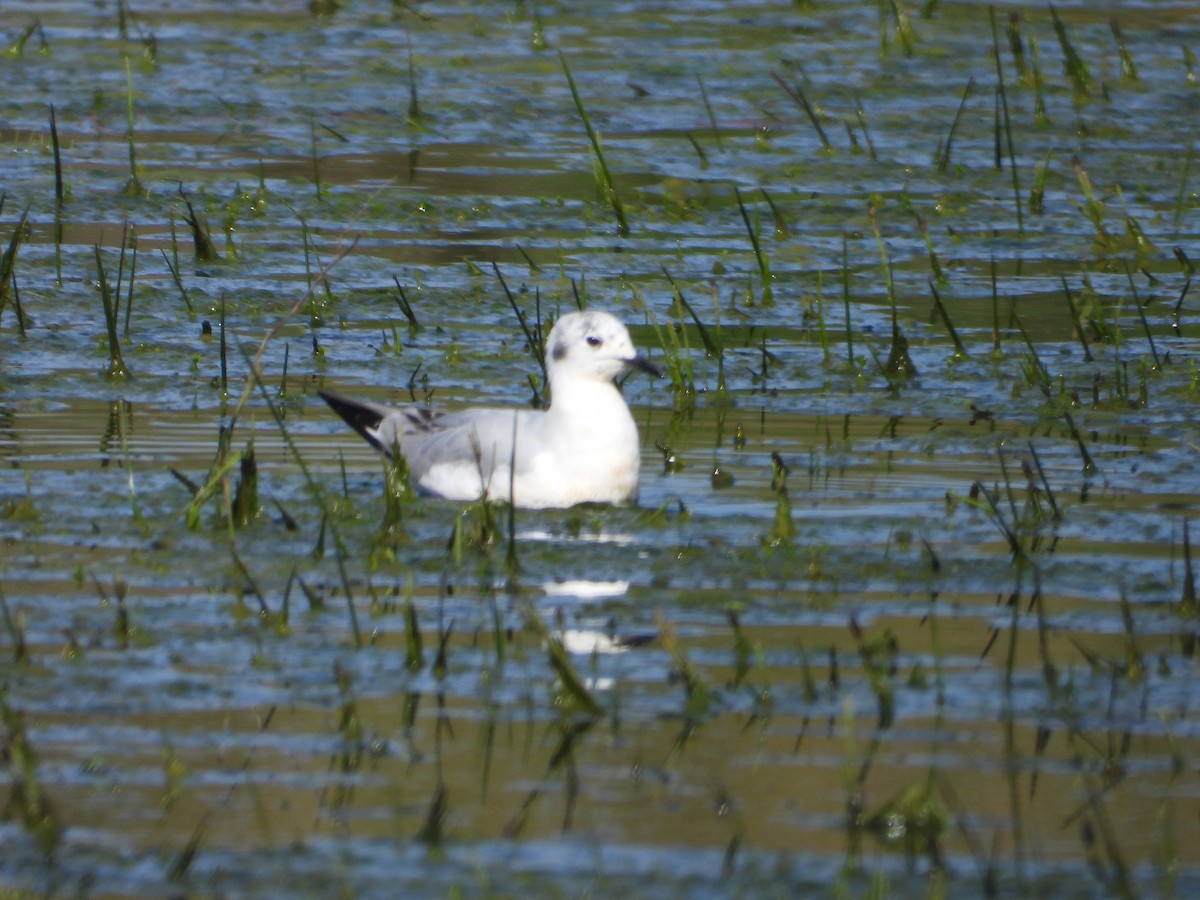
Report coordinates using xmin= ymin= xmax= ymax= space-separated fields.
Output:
xmin=318 ymin=310 xmax=661 ymax=509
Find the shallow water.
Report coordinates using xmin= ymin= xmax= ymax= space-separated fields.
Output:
xmin=4 ymin=1 xmax=1200 ymax=896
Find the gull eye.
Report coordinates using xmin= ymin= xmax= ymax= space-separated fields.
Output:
xmin=586 ymin=335 xmax=603 ymax=348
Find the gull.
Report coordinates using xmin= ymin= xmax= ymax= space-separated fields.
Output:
xmin=318 ymin=310 xmax=661 ymax=509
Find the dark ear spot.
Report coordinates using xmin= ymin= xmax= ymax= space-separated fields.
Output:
xmin=551 ymin=340 xmax=567 ymax=361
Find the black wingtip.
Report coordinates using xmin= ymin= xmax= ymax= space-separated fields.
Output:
xmin=318 ymin=389 xmax=387 ymax=453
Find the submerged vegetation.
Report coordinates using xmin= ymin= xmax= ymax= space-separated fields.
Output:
xmin=2 ymin=0 xmax=1200 ymax=896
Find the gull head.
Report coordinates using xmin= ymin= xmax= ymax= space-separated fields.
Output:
xmin=545 ymin=310 xmax=662 ymax=386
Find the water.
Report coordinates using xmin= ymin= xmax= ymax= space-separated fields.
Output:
xmin=3 ymin=1 xmax=1200 ymax=895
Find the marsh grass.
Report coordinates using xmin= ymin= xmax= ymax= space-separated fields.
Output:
xmin=725 ymin=608 xmax=752 ymax=691
xmin=5 ymin=18 xmax=49 ymax=57
xmin=655 ymin=610 xmax=711 ymax=721
xmin=493 ymin=262 xmax=547 ymax=404
xmin=391 ymin=275 xmax=419 ymax=331
xmin=685 ymin=131 xmax=709 ymax=170
xmin=851 ymin=90 xmax=878 ymax=161
xmin=733 ymin=188 xmax=773 ymax=305
xmin=695 ymin=72 xmax=722 ymax=151
xmin=662 ymin=267 xmax=722 ymax=362
xmin=1049 ymin=3 xmax=1094 ymax=100
xmin=48 ymin=104 xmax=64 ymax=284
xmin=502 ymin=712 xmax=595 ymax=838
xmin=165 ymin=813 xmax=208 ymax=883
xmin=771 ymin=72 xmax=832 ymax=153
xmin=989 ymin=8 xmax=1023 ymax=235
xmin=839 ymin=234 xmax=858 ymax=369
xmin=94 ymin=245 xmax=129 ymax=378
xmin=1004 ymin=11 xmax=1030 ymax=82
xmin=0 ymin=589 xmax=28 ymax=666
xmin=231 ymin=437 xmax=259 ymax=528
xmin=1125 ymin=261 xmax=1163 ymax=370
xmin=928 ymin=281 xmax=966 ymax=358
xmin=765 ymin=451 xmax=795 ymax=546
xmin=120 ymin=58 xmax=144 ymax=197
xmin=560 ymin=51 xmax=628 ymax=236
xmin=914 ymin=212 xmax=945 ymax=284
xmin=178 ymin=188 xmax=220 ymax=262
xmin=1060 ymin=276 xmax=1095 ymax=362
xmin=935 ymin=77 xmax=974 ymax=174
xmin=1109 ymin=19 xmax=1139 ymax=82
xmin=0 ymin=689 xmax=63 ymax=858
xmin=1028 ymin=150 xmax=1051 ymax=214
xmin=0 ymin=203 xmax=30 ymax=337
xmin=1174 ymin=145 xmax=1194 ymax=230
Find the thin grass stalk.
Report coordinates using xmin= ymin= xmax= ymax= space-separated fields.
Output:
xmin=166 ymin=813 xmax=209 ymax=883
xmin=160 ymin=249 xmax=193 ymax=314
xmin=751 ymin=191 xmax=785 ymax=244
xmin=990 ymin=255 xmax=1001 ymax=353
xmin=123 ymin=226 xmax=137 ymax=339
xmin=334 ymin=549 xmax=364 ymax=650
xmin=1060 ymin=277 xmax=1095 ymax=362
xmin=185 ymin=450 xmax=241 ymax=530
xmin=117 ymin=400 xmax=148 ymax=534
xmin=492 ymin=262 xmax=547 ymax=398
xmin=504 ymin=428 xmax=520 ymax=583
xmin=815 ymin=268 xmax=831 ymax=365
xmin=841 ymin=233 xmax=855 ymax=366
xmin=0 ymin=204 xmax=30 ymax=328
xmin=1004 ymin=10 xmax=1029 ymax=81
xmin=122 ymin=57 xmax=143 ymax=196
xmin=709 ymin=284 xmax=728 ymax=395
xmin=1110 ymin=19 xmax=1139 ymax=82
xmin=696 ymin=72 xmax=722 ymax=150
xmin=937 ymin=77 xmax=975 ymax=173
xmin=853 ymin=90 xmax=878 ymax=161
xmin=0 ymin=588 xmax=29 ymax=665
xmin=1028 ymin=150 xmax=1051 ymax=214
xmin=1049 ymin=3 xmax=1094 ymax=99
xmin=734 ymin=187 xmax=773 ymax=305
xmin=8 ymin=271 xmax=26 ymax=339
xmin=559 ymin=50 xmax=628 ymax=236
xmin=219 ymin=291 xmax=229 ymax=399
xmin=94 ymin=246 xmax=129 ymax=378
xmin=1025 ymin=441 xmax=1061 ymax=522
xmin=1062 ymin=411 xmax=1096 ymax=477
xmin=1010 ymin=302 xmax=1049 ymax=390
xmin=179 ymin=188 xmax=219 ymax=262
xmin=661 ymin=267 xmax=719 ymax=357
xmin=929 ymin=281 xmax=967 ymax=357
xmin=229 ymin=545 xmax=269 ymax=616
xmin=989 ymin=6 xmax=1024 ymax=235
xmin=771 ymin=71 xmax=831 ymax=152
xmin=309 ymin=117 xmax=322 ymax=200
xmin=48 ymin=103 xmax=64 ymax=284
xmin=1125 ymin=261 xmax=1162 ymax=370
xmin=915 ymin=212 xmax=945 ymax=283
xmin=1171 ymin=277 xmax=1191 ymax=336
xmin=1174 ymin=145 xmax=1194 ymax=231
xmin=114 ymin=221 xmax=128 ymax=321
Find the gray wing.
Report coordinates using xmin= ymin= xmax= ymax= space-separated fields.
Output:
xmin=401 ymin=407 xmax=537 ymax=480
xmin=319 ymin=389 xmax=545 ymax=488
